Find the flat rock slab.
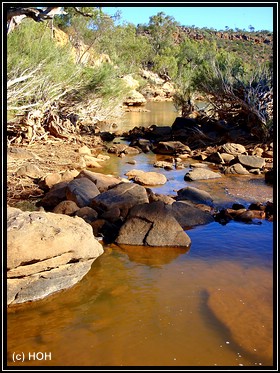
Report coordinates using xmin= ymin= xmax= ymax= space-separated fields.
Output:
xmin=184 ymin=168 xmax=221 ymax=181
xmin=7 ymin=207 xmax=103 ymax=305
xmin=237 ymin=154 xmax=265 ymax=169
xmin=126 ymin=169 xmax=167 ymax=186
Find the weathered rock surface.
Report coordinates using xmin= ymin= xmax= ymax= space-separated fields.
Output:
xmin=237 ymin=154 xmax=266 ymax=169
xmin=169 ymin=201 xmax=214 ymax=229
xmin=224 ymin=163 xmax=250 ymax=175
xmin=77 ymin=169 xmax=123 ymax=192
xmin=7 ymin=207 xmax=103 ymax=305
xmin=176 ymin=186 xmax=214 ymax=206
xmin=66 ymin=177 xmax=100 ymax=207
xmin=125 ymin=169 xmax=167 ymax=186
xmin=220 ymin=143 xmax=246 ymax=155
xmin=184 ymin=167 xmax=222 ymax=181
xmin=90 ymin=182 xmax=149 ymax=218
xmin=53 ymin=200 xmax=80 ymax=215
xmin=38 ymin=181 xmax=68 ymax=210
xmin=116 ymin=201 xmax=191 ymax=247
xmin=16 ymin=164 xmax=44 ymax=179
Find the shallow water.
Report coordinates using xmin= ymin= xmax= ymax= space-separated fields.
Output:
xmin=7 ymin=220 xmax=274 ymax=367
xmin=6 ymin=102 xmax=274 ymax=368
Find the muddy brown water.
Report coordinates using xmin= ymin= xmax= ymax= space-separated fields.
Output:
xmin=7 ymin=102 xmax=274 ymax=367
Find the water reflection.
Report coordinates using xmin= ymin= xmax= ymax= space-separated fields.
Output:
xmin=7 ymin=249 xmax=273 ymax=367
xmin=113 ymin=243 xmax=190 ymax=267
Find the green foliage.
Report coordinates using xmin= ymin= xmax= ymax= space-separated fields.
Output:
xmin=79 ymin=63 xmax=130 ymax=103
xmin=7 ymin=6 xmax=273 ymax=136
xmin=146 ymin=12 xmax=179 ymax=55
xmin=96 ymin=23 xmax=153 ymax=74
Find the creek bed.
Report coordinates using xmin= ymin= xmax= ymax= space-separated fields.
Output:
xmin=7 ymin=102 xmax=274 ymax=367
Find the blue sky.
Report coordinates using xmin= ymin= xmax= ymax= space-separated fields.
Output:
xmin=102 ymin=5 xmax=274 ymax=32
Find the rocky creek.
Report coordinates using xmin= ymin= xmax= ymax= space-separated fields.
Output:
xmin=6 ymin=101 xmax=274 ymax=367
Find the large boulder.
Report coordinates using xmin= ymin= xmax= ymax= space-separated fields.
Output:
xmin=116 ymin=201 xmax=191 ymax=247
xmin=90 ymin=182 xmax=149 ymax=218
xmin=7 ymin=207 xmax=103 ymax=305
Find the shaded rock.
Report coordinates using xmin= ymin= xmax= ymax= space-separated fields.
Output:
xmin=90 ymin=182 xmax=149 ymax=218
xmin=37 ymin=181 xmax=68 ymax=210
xmin=172 ymin=116 xmax=197 ymax=131
xmin=7 ymin=207 xmax=103 ymax=305
xmin=116 ymin=201 xmax=191 ymax=247
xmin=224 ymin=163 xmax=250 ymax=175
xmin=176 ymin=186 xmax=213 ymax=206
xmin=66 ymin=177 xmax=100 ymax=208
xmin=147 ymin=190 xmax=175 ymax=205
xmin=264 ymin=170 xmax=273 ymax=184
xmin=129 ymin=138 xmax=153 ymax=153
xmin=53 ymin=200 xmax=79 ymax=215
xmin=205 ymin=151 xmax=224 ymax=164
xmin=237 ymin=154 xmax=265 ymax=169
xmin=184 ymin=168 xmax=221 ymax=181
xmin=169 ymin=201 xmax=214 ymax=229
xmin=147 ymin=125 xmax=172 ymax=140
xmin=100 ymin=207 xmax=121 ymax=222
xmin=77 ymin=169 xmax=122 ymax=193
xmin=153 ymin=141 xmax=192 ymax=155
xmin=75 ymin=206 xmax=98 ymax=223
xmin=233 ymin=209 xmax=255 ymax=222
